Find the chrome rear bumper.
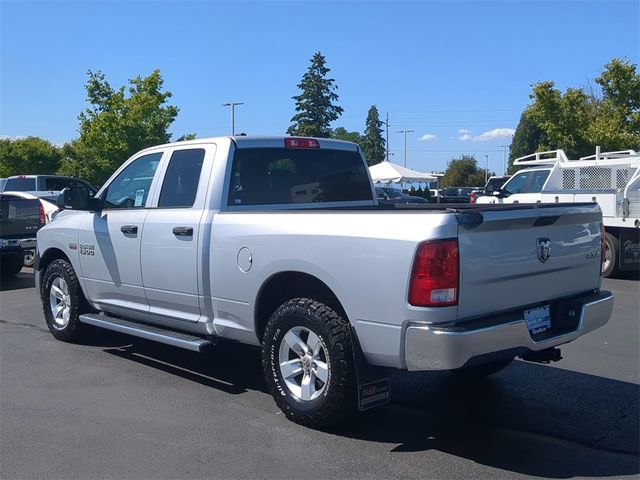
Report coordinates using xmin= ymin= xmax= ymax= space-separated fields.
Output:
xmin=404 ymin=290 xmax=614 ymax=371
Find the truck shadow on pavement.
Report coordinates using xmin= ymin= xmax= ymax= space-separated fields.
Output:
xmin=101 ymin=337 xmax=638 ymax=479
xmin=0 ymin=269 xmax=35 ymax=292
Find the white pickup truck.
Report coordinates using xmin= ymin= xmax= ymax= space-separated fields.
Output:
xmin=35 ymin=136 xmax=613 ymax=427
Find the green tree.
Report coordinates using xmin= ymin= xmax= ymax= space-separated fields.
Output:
xmin=520 ymin=57 xmax=640 ymax=160
xmin=442 ymin=155 xmax=488 ymax=187
xmin=361 ymin=105 xmax=386 ymax=166
xmin=58 ymin=69 xmax=178 ymax=185
xmin=331 ymin=127 xmax=361 ymax=144
xmin=508 ymin=112 xmax=547 ymax=173
xmin=287 ymin=52 xmax=343 ymax=138
xmin=176 ymin=133 xmax=197 ymax=142
xmin=0 ymin=136 xmax=62 ymax=178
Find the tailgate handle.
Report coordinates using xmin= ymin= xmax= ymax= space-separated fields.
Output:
xmin=173 ymin=226 xmax=193 ymax=237
xmin=534 ymin=216 xmax=559 ymax=227
xmin=120 ymin=225 xmax=138 ymax=235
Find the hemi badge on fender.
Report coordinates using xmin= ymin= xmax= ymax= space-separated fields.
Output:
xmin=69 ymin=243 xmax=78 ymax=250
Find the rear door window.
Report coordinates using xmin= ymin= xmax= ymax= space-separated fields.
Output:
xmin=228 ymin=148 xmax=372 ymax=206
xmin=158 ymin=149 xmax=205 ymax=208
xmin=4 ymin=177 xmax=36 ymax=191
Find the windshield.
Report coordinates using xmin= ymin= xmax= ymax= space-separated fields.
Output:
xmin=378 ymin=187 xmax=403 ymax=198
xmin=4 ymin=177 xmax=36 ymax=191
xmin=502 ymin=170 xmax=550 ymax=195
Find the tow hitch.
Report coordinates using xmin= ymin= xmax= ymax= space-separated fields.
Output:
xmin=520 ymin=347 xmax=563 ymax=363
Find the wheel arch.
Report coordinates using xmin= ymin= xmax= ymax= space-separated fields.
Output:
xmin=254 ymin=271 xmax=349 ymax=343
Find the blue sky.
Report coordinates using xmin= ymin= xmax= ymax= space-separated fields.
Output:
xmin=1 ymin=0 xmax=638 ymax=174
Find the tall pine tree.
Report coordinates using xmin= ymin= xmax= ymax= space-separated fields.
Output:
xmin=287 ymin=52 xmax=343 ymax=138
xmin=361 ymin=105 xmax=386 ymax=166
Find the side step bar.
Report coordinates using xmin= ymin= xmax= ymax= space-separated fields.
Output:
xmin=79 ymin=313 xmax=215 ymax=353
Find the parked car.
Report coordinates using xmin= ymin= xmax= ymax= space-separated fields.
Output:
xmin=1 ymin=191 xmax=59 ymax=266
xmin=440 ymin=186 xmax=476 ymax=203
xmin=3 ymin=175 xmax=97 ymax=196
xmin=1 ymin=193 xmax=46 ymax=276
xmin=36 ymin=136 xmax=612 ymax=428
xmin=375 ymin=187 xmax=428 ymax=205
xmin=469 ymin=176 xmax=511 ymax=203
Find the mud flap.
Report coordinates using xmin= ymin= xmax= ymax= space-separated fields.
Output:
xmin=350 ymin=327 xmax=391 ymax=411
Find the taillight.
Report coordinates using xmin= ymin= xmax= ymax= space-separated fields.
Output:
xmin=469 ymin=192 xmax=478 ymax=204
xmin=39 ymin=202 xmax=46 ymax=224
xmin=600 ymin=224 xmax=606 ymax=276
xmin=409 ymin=239 xmax=459 ymax=307
xmin=285 ymin=138 xmax=320 ymax=149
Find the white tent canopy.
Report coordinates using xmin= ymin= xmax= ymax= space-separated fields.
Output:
xmin=368 ymin=161 xmax=437 ymax=184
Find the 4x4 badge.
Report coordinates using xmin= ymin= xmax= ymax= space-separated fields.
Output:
xmin=537 ymin=238 xmax=551 ymax=263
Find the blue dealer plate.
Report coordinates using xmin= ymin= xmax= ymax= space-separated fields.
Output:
xmin=524 ymin=305 xmax=551 ymax=335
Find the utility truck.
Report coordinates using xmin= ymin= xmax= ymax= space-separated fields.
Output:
xmin=35 ymin=136 xmax=613 ymax=427
xmin=477 ymin=148 xmax=640 ymax=277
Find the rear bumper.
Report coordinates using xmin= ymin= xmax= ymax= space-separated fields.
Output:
xmin=0 ymin=237 xmax=36 ymax=251
xmin=404 ymin=290 xmax=614 ymax=371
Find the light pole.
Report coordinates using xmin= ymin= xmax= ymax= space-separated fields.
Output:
xmin=497 ymin=144 xmax=509 ymax=175
xmin=484 ymin=154 xmax=489 ymax=184
xmin=380 ymin=112 xmax=390 ymax=162
xmin=222 ymin=102 xmax=244 ymax=136
xmin=397 ymin=129 xmax=414 ymax=167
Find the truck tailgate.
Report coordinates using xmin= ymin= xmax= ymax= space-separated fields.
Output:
xmin=0 ymin=196 xmax=43 ymax=239
xmin=456 ymin=203 xmax=602 ymax=320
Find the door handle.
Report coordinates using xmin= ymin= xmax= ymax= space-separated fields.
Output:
xmin=120 ymin=225 xmax=138 ymax=235
xmin=172 ymin=226 xmax=193 ymax=237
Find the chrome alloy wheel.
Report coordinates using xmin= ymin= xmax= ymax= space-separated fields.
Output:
xmin=49 ymin=277 xmax=71 ymax=330
xmin=278 ymin=326 xmax=329 ymax=401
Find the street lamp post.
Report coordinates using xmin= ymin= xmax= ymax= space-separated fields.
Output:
xmin=484 ymin=154 xmax=489 ymax=184
xmin=497 ymin=144 xmax=509 ymax=175
xmin=222 ymin=102 xmax=244 ymax=136
xmin=397 ymin=129 xmax=414 ymax=167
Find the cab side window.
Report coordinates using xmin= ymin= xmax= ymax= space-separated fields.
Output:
xmin=102 ymin=152 xmax=162 ymax=209
xmin=158 ymin=149 xmax=205 ymax=208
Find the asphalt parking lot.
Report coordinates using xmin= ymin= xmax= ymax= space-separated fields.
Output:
xmin=1 ymin=270 xmax=638 ymax=479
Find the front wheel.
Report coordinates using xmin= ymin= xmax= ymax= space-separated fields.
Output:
xmin=41 ymin=259 xmax=89 ymax=342
xmin=262 ymin=298 xmax=356 ymax=428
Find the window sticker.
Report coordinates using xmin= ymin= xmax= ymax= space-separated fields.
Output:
xmin=134 ymin=189 xmax=145 ymax=207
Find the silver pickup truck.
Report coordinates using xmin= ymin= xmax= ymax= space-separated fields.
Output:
xmin=35 ymin=136 xmax=613 ymax=427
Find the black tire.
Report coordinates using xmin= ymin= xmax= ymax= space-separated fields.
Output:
xmin=262 ymin=297 xmax=356 ymax=429
xmin=602 ymin=232 xmax=619 ymax=278
xmin=41 ymin=259 xmax=89 ymax=342
xmin=23 ymin=249 xmax=36 ymax=268
xmin=0 ymin=252 xmax=25 ymax=277
xmin=451 ymin=358 xmax=513 ymax=380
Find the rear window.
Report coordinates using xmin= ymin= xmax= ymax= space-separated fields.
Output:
xmin=44 ymin=177 xmax=90 ymax=191
xmin=228 ymin=148 xmax=372 ymax=206
xmin=4 ymin=177 xmax=36 ymax=191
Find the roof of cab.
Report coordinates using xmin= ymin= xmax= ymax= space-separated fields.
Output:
xmin=137 ymin=135 xmax=360 ymax=153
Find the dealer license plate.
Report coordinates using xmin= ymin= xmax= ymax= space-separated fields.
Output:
xmin=524 ymin=305 xmax=551 ymax=335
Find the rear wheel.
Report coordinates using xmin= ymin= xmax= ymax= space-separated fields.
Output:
xmin=42 ymin=259 xmax=89 ymax=342
xmin=23 ymin=250 xmax=35 ymax=267
xmin=262 ymin=298 xmax=356 ymax=428
xmin=602 ymin=232 xmax=619 ymax=278
xmin=0 ymin=252 xmax=25 ymax=277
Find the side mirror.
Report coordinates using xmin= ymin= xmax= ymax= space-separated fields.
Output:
xmin=58 ymin=187 xmax=102 ymax=212
xmin=485 ymin=184 xmax=495 ymax=194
